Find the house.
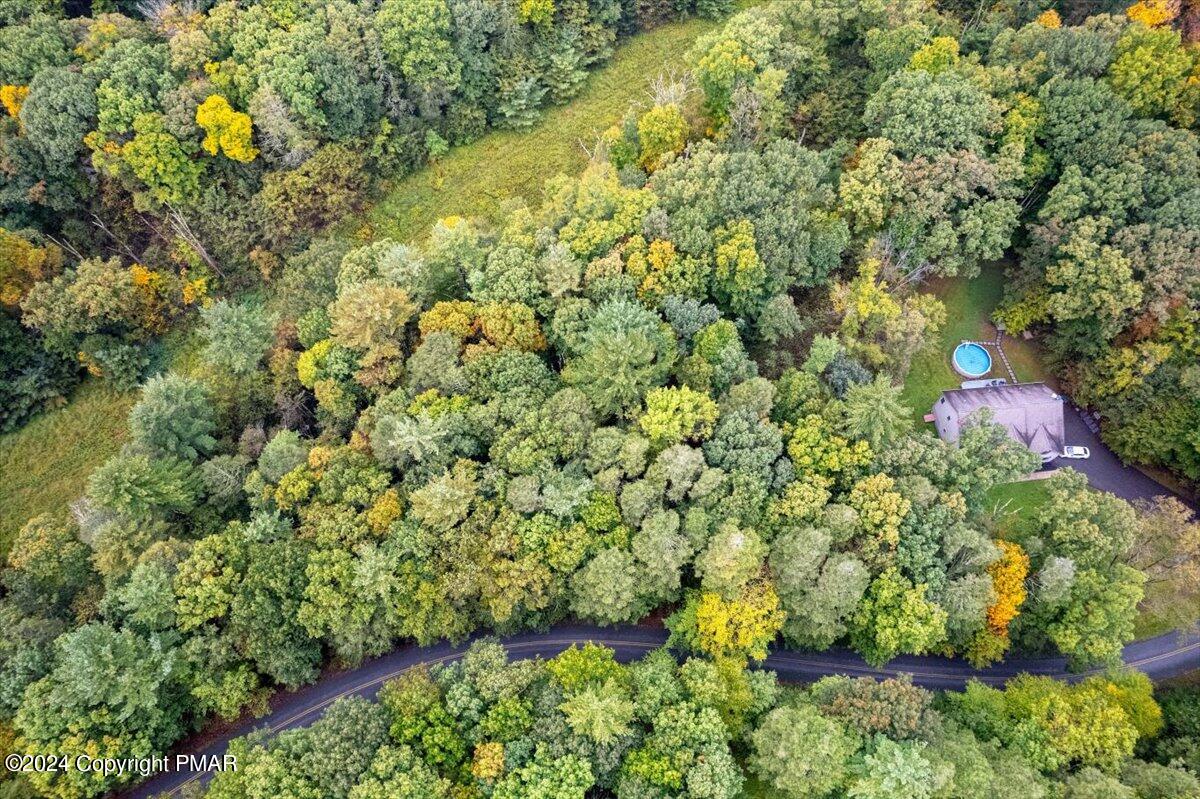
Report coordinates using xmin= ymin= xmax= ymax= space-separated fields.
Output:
xmin=931 ymin=382 xmax=1064 ymax=463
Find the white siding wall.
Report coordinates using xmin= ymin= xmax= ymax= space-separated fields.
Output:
xmin=932 ymin=396 xmax=960 ymax=443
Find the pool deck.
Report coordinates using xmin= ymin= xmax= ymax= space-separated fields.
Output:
xmin=962 ymin=335 xmax=1017 ymax=383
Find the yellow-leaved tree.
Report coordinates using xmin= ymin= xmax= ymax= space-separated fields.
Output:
xmin=1126 ymin=0 xmax=1178 ymax=26
xmin=669 ymin=582 xmax=785 ymax=663
xmin=0 ymin=84 xmax=28 ymax=118
xmin=1035 ymin=9 xmax=1062 ymax=27
xmin=195 ymin=95 xmax=258 ymax=163
xmin=966 ymin=540 xmax=1029 ymax=667
xmin=986 ymin=540 xmax=1030 ymax=636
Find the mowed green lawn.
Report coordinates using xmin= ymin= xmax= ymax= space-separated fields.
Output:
xmin=0 ymin=380 xmax=136 ymax=550
xmin=366 ymin=14 xmax=721 ymax=242
xmin=901 ymin=261 xmax=1050 ymax=423
xmin=984 ymin=479 xmax=1054 ymax=540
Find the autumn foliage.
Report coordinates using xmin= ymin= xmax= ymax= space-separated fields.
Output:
xmin=986 ymin=540 xmax=1030 ymax=637
xmin=0 ymin=84 xmax=28 ymax=118
xmin=1126 ymin=0 xmax=1179 ymax=26
xmin=0 ymin=230 xmax=63 ymax=307
xmin=195 ymin=95 xmax=259 ymax=163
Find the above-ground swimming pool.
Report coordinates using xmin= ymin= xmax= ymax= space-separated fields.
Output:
xmin=952 ymin=342 xmax=992 ymax=378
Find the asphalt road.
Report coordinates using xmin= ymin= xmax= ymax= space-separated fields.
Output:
xmin=125 ymin=625 xmax=1200 ymax=799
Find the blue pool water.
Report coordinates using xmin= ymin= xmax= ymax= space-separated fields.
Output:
xmin=952 ymin=342 xmax=992 ymax=378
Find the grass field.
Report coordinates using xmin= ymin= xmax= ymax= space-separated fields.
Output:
xmin=0 ymin=380 xmax=136 ymax=551
xmin=0 ymin=327 xmax=205 ymax=554
xmin=366 ymin=15 xmax=720 ymax=242
xmin=901 ymin=261 xmax=1051 ymax=423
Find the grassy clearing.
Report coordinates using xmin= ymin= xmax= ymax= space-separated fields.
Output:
xmin=984 ymin=479 xmax=1054 ymax=541
xmin=901 ymin=261 xmax=1051 ymax=423
xmin=366 ymin=15 xmax=720 ymax=242
xmin=0 ymin=326 xmax=204 ymax=555
xmin=0 ymin=380 xmax=136 ymax=552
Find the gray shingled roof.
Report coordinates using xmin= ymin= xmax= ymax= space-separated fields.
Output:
xmin=941 ymin=382 xmax=1061 ymax=413
xmin=940 ymin=382 xmax=1065 ymax=456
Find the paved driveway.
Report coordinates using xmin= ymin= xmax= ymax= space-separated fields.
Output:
xmin=1048 ymin=406 xmax=1195 ymax=509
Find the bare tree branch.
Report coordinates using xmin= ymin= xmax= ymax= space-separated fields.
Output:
xmin=166 ymin=205 xmax=224 ymax=279
xmin=90 ymin=213 xmax=140 ymax=262
xmin=44 ymin=233 xmax=84 ymax=262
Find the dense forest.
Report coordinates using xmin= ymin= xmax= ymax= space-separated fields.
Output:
xmin=2 ymin=0 xmax=1199 ymax=477
xmin=0 ymin=0 xmax=732 ymax=425
xmin=1 ymin=0 xmax=1200 ymax=797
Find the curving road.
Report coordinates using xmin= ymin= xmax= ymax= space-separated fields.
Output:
xmin=125 ymin=625 xmax=1200 ymax=799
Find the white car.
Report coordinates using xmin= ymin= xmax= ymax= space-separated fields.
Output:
xmin=1060 ymin=445 xmax=1090 ymax=459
